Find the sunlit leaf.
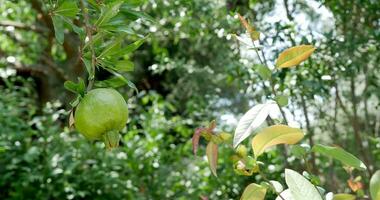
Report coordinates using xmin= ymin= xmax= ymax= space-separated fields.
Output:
xmin=312 ymin=144 xmax=367 ymax=171
xmin=285 ymin=169 xmax=323 ymax=200
xmin=233 ymin=34 xmax=253 ymax=47
xmin=332 ymin=194 xmax=356 ymax=200
xmin=206 ymin=141 xmax=218 ymax=177
xmin=276 ymin=45 xmax=316 ymax=68
xmin=252 ymin=125 xmax=304 ymax=157
xmin=240 ymin=183 xmax=267 ymax=200
xmin=275 ymin=189 xmax=294 ymax=200
xmin=370 ymin=170 xmax=380 ymax=200
xmin=233 ymin=102 xmax=278 ymax=148
xmin=269 ymin=180 xmax=283 ymax=193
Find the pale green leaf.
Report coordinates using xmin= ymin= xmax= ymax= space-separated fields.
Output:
xmin=312 ymin=144 xmax=367 ymax=171
xmin=285 ymin=169 xmax=323 ymax=200
xmin=332 ymin=194 xmax=356 ymax=200
xmin=240 ymin=183 xmax=267 ymax=200
xmin=233 ymin=102 xmax=278 ymax=148
xmin=370 ymin=170 xmax=380 ymax=200
xmin=275 ymin=95 xmax=288 ymax=107
xmin=256 ymin=65 xmax=271 ymax=80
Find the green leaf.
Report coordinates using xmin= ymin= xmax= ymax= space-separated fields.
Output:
xmin=240 ymin=183 xmax=267 ymax=200
xmin=120 ymin=7 xmax=156 ymax=23
xmin=332 ymin=194 xmax=356 ymax=200
xmin=82 ymin=58 xmax=94 ymax=79
xmin=64 ymin=81 xmax=78 ymax=93
xmin=312 ymin=144 xmax=367 ymax=171
xmin=256 ymin=65 xmax=271 ymax=80
xmin=51 ymin=15 xmax=64 ymax=44
xmin=95 ymin=1 xmax=123 ymax=27
xmin=370 ymin=170 xmax=380 ymax=200
xmin=275 ymin=95 xmax=288 ymax=107
xmin=115 ymin=60 xmax=134 ymax=72
xmin=95 ymin=76 xmax=127 ymax=88
xmin=233 ymin=102 xmax=278 ymax=148
xmin=285 ymin=169 xmax=323 ymax=200
xmin=206 ymin=141 xmax=218 ymax=177
xmin=291 ymin=144 xmax=310 ymax=159
xmin=84 ymin=32 xmax=106 ymax=51
xmin=59 ymin=16 xmax=85 ymax=40
xmin=112 ymin=37 xmax=147 ymax=57
xmin=64 ymin=78 xmax=85 ymax=96
xmin=276 ymin=45 xmax=316 ymax=68
xmin=252 ymin=125 xmax=304 ymax=157
xmin=98 ymin=35 xmax=125 ymax=58
xmin=69 ymin=95 xmax=81 ymax=107
xmin=54 ymin=1 xmax=78 ymax=19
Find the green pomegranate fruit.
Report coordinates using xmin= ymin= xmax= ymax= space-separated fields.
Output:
xmin=74 ymin=88 xmax=128 ymax=149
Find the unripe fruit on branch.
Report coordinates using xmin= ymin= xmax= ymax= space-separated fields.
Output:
xmin=74 ymin=88 xmax=128 ymax=149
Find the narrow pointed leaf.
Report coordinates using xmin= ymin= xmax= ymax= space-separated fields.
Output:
xmin=115 ymin=60 xmax=134 ymax=72
xmin=370 ymin=170 xmax=380 ymax=200
xmin=240 ymin=183 xmax=267 ymax=200
xmin=252 ymin=125 xmax=304 ymax=157
xmin=238 ymin=14 xmax=260 ymax=41
xmin=95 ymin=2 xmax=123 ymax=27
xmin=51 ymin=15 xmax=64 ymax=44
xmin=312 ymin=144 xmax=367 ymax=171
xmin=276 ymin=45 xmax=316 ymax=68
xmin=285 ymin=169 xmax=323 ymax=200
xmin=206 ymin=141 xmax=218 ymax=177
xmin=192 ymin=128 xmax=203 ymax=155
xmin=234 ymin=102 xmax=278 ymax=148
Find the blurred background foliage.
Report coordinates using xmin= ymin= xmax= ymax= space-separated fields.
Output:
xmin=0 ymin=0 xmax=379 ymax=199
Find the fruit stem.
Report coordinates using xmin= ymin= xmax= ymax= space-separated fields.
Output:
xmin=102 ymin=130 xmax=120 ymax=150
